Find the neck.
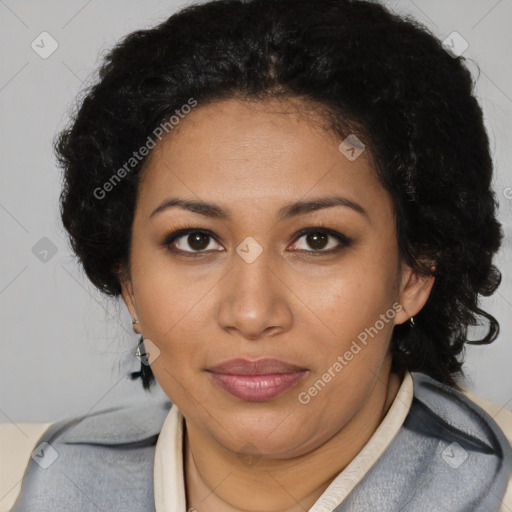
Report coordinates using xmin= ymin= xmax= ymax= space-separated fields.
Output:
xmin=184 ymin=369 xmax=403 ymax=512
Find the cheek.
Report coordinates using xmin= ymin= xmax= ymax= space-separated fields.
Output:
xmin=145 ymin=313 xmax=206 ymax=407
xmin=130 ymin=244 xmax=209 ymax=335
xmin=288 ymin=268 xmax=400 ymax=408
xmin=130 ymin=277 xmax=209 ymax=398
xmin=292 ymin=256 xmax=399 ymax=347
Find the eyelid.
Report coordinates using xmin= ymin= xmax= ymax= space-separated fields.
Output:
xmin=162 ymin=225 xmax=353 ymax=255
xmin=290 ymin=226 xmax=353 ymax=249
xmin=163 ymin=227 xmax=223 ymax=255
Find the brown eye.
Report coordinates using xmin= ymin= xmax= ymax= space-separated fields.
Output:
xmin=185 ymin=232 xmax=211 ymax=251
xmin=304 ymin=232 xmax=329 ymax=250
xmin=164 ymin=229 xmax=223 ymax=254
xmin=290 ymin=228 xmax=352 ymax=254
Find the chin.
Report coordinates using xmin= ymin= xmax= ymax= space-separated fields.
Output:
xmin=206 ymin=408 xmax=317 ymax=458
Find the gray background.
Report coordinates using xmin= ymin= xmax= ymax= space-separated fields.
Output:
xmin=1 ymin=0 xmax=511 ymax=424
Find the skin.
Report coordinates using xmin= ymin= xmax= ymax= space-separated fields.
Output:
xmin=120 ymin=97 xmax=435 ymax=512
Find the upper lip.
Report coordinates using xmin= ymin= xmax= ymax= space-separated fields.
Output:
xmin=207 ymin=358 xmax=307 ymax=375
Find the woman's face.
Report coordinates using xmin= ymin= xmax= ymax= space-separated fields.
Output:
xmin=121 ymin=97 xmax=433 ymax=458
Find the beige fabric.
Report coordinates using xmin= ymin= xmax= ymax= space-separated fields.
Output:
xmin=1 ymin=376 xmax=511 ymax=512
xmin=0 ymin=422 xmax=52 ymax=512
xmin=153 ymin=401 xmax=187 ymax=511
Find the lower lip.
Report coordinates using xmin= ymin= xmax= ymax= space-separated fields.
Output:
xmin=208 ymin=372 xmax=307 ymax=401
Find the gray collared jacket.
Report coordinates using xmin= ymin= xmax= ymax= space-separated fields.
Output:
xmin=10 ymin=373 xmax=512 ymax=511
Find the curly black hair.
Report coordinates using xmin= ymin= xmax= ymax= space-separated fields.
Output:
xmin=55 ymin=0 xmax=503 ymax=391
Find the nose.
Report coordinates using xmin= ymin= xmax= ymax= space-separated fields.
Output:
xmin=216 ymin=244 xmax=293 ymax=342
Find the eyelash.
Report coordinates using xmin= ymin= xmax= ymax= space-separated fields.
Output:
xmin=161 ymin=223 xmax=353 ymax=257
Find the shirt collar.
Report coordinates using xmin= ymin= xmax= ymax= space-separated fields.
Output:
xmin=153 ymin=371 xmax=414 ymax=512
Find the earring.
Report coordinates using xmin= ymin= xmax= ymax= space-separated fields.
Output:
xmin=132 ymin=318 xmax=139 ymax=324
xmin=134 ymin=338 xmax=145 ymax=359
xmin=409 ymin=316 xmax=415 ymax=327
xmin=130 ymin=335 xmax=153 ymax=388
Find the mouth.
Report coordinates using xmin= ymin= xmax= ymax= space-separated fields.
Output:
xmin=206 ymin=358 xmax=309 ymax=402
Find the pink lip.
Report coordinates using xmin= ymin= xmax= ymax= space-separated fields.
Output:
xmin=207 ymin=358 xmax=308 ymax=401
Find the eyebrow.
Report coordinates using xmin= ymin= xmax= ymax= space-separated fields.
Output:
xmin=149 ymin=195 xmax=369 ymax=222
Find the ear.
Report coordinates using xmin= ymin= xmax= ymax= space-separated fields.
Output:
xmin=120 ymin=276 xmax=142 ymax=335
xmin=394 ymin=259 xmax=436 ymax=325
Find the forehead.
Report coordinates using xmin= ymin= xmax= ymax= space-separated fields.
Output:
xmin=136 ymin=97 xmax=392 ymax=221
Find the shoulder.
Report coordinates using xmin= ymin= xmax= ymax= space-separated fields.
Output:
xmin=461 ymin=388 xmax=512 ymax=512
xmin=461 ymin=388 xmax=512 ymax=446
xmin=1 ymin=400 xmax=172 ymax=512
xmin=410 ymin=372 xmax=512 ymax=512
xmin=410 ymin=372 xmax=512 ymax=445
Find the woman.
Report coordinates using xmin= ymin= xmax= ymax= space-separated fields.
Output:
xmin=3 ymin=0 xmax=512 ymax=510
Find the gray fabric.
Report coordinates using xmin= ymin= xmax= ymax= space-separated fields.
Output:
xmin=335 ymin=373 xmax=512 ymax=511
xmin=10 ymin=373 xmax=512 ymax=511
xmin=10 ymin=401 xmax=172 ymax=512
